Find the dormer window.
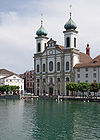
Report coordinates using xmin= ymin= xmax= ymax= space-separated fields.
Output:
xmin=93 ymin=61 xmax=97 ymax=63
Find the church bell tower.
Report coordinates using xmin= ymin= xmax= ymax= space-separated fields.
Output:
xmin=63 ymin=6 xmax=78 ymax=49
xmin=35 ymin=15 xmax=48 ymax=53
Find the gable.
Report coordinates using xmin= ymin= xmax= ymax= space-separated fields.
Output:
xmin=42 ymin=47 xmax=62 ymax=57
xmin=6 ymin=75 xmax=23 ymax=80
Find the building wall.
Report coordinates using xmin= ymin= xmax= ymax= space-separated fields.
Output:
xmin=74 ymin=66 xmax=100 ymax=83
xmin=0 ymin=75 xmax=24 ymax=94
xmin=24 ymin=70 xmax=34 ymax=93
xmin=34 ymin=39 xmax=79 ymax=95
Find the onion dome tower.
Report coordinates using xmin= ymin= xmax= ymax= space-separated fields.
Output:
xmin=35 ymin=15 xmax=48 ymax=53
xmin=63 ymin=6 xmax=78 ymax=49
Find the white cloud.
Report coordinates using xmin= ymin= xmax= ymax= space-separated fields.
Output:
xmin=0 ymin=0 xmax=100 ymax=73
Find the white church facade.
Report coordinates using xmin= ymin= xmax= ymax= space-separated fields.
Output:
xmin=34 ymin=12 xmax=100 ymax=96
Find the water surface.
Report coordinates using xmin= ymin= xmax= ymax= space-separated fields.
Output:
xmin=0 ymin=99 xmax=100 ymax=140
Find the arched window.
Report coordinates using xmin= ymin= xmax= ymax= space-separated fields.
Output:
xmin=57 ymin=62 xmax=60 ymax=71
xmin=37 ymin=43 xmax=41 ymax=52
xmin=74 ymin=38 xmax=76 ymax=48
xmin=43 ymin=64 xmax=45 ymax=72
xmin=66 ymin=77 xmax=69 ymax=82
xmin=37 ymin=64 xmax=39 ymax=72
xmin=49 ymin=61 xmax=53 ymax=71
xmin=66 ymin=37 xmax=70 ymax=48
xmin=44 ymin=43 xmax=46 ymax=49
xmin=66 ymin=61 xmax=69 ymax=71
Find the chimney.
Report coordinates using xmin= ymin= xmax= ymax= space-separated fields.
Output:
xmin=86 ymin=44 xmax=90 ymax=56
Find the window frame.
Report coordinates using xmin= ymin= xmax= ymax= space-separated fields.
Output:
xmin=37 ymin=64 xmax=40 ymax=73
xmin=66 ymin=61 xmax=69 ymax=71
xmin=66 ymin=37 xmax=70 ymax=48
xmin=49 ymin=61 xmax=53 ymax=71
xmin=37 ymin=43 xmax=41 ymax=52
xmin=43 ymin=64 xmax=45 ymax=72
xmin=57 ymin=62 xmax=60 ymax=71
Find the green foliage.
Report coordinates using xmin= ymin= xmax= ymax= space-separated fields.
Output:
xmin=78 ymin=82 xmax=90 ymax=93
xmin=0 ymin=85 xmax=19 ymax=94
xmin=66 ymin=82 xmax=78 ymax=92
xmin=90 ymin=83 xmax=99 ymax=95
xmin=98 ymin=83 xmax=100 ymax=90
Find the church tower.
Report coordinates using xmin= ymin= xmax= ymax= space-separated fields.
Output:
xmin=63 ymin=7 xmax=78 ymax=49
xmin=35 ymin=17 xmax=48 ymax=53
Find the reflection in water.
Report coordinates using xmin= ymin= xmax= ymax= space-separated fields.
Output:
xmin=0 ymin=99 xmax=100 ymax=140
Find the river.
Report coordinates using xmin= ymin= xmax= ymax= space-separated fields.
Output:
xmin=0 ymin=99 xmax=100 ymax=140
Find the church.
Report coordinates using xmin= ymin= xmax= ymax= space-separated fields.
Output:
xmin=33 ymin=11 xmax=100 ymax=96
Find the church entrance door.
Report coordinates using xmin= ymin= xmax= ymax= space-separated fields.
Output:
xmin=49 ymin=87 xmax=53 ymax=96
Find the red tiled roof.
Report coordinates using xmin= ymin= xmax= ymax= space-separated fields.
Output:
xmin=57 ymin=45 xmax=64 ymax=50
xmin=74 ymin=55 xmax=100 ymax=68
xmin=79 ymin=52 xmax=92 ymax=63
xmin=0 ymin=69 xmax=15 ymax=75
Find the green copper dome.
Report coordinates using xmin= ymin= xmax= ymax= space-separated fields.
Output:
xmin=64 ymin=18 xmax=77 ymax=30
xmin=36 ymin=25 xmax=47 ymax=36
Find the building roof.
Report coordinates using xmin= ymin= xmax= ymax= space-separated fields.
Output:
xmin=79 ymin=52 xmax=92 ymax=64
xmin=0 ymin=74 xmax=23 ymax=80
xmin=57 ymin=45 xmax=64 ymax=50
xmin=64 ymin=17 xmax=77 ymax=30
xmin=0 ymin=69 xmax=15 ymax=75
xmin=74 ymin=55 xmax=100 ymax=68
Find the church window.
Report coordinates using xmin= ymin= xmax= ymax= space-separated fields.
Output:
xmin=37 ymin=90 xmax=39 ymax=96
xmin=66 ymin=77 xmax=69 ymax=82
xmin=37 ymin=64 xmax=39 ymax=72
xmin=57 ymin=78 xmax=60 ymax=82
xmin=66 ymin=61 xmax=69 ymax=71
xmin=43 ymin=64 xmax=45 ymax=72
xmin=66 ymin=37 xmax=70 ymax=47
xmin=49 ymin=61 xmax=53 ymax=71
xmin=37 ymin=43 xmax=41 ymax=52
xmin=44 ymin=43 xmax=46 ymax=49
xmin=43 ymin=78 xmax=45 ymax=82
xmin=37 ymin=79 xmax=40 ymax=82
xmin=74 ymin=38 xmax=76 ymax=48
xmin=57 ymin=62 xmax=60 ymax=71
xmin=50 ymin=78 xmax=53 ymax=83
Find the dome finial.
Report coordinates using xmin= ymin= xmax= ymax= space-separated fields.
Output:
xmin=69 ymin=5 xmax=72 ymax=19
xmin=41 ymin=13 xmax=43 ymax=26
xmin=36 ymin=13 xmax=48 ymax=36
xmin=64 ymin=5 xmax=77 ymax=30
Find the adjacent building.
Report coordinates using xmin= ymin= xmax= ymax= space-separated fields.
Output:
xmin=74 ymin=55 xmax=100 ymax=83
xmin=23 ymin=70 xmax=34 ymax=93
xmin=0 ymin=69 xmax=24 ymax=94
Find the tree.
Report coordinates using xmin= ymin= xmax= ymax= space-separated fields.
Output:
xmin=0 ymin=86 xmax=5 ymax=94
xmin=66 ymin=82 xmax=78 ymax=96
xmin=90 ymin=82 xmax=99 ymax=97
xmin=78 ymin=82 xmax=90 ymax=97
xmin=0 ymin=85 xmax=20 ymax=95
xmin=10 ymin=86 xmax=19 ymax=94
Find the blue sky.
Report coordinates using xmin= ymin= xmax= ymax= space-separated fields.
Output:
xmin=0 ymin=0 xmax=100 ymax=74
